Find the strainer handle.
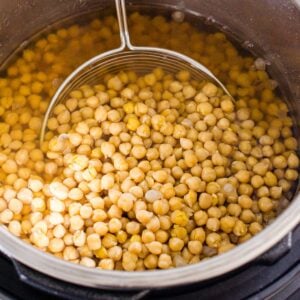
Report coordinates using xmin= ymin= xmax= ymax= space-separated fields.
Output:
xmin=115 ymin=0 xmax=134 ymax=50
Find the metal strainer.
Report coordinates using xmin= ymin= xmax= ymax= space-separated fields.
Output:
xmin=40 ymin=0 xmax=231 ymax=143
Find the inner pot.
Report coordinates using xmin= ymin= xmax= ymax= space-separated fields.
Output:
xmin=0 ymin=0 xmax=299 ymax=290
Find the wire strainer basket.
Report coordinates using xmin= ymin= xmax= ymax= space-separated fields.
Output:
xmin=40 ymin=0 xmax=231 ymax=142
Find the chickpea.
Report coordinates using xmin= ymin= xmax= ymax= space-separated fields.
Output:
xmin=258 ymin=197 xmax=273 ymax=212
xmin=249 ymin=222 xmax=263 ymax=235
xmin=158 ymin=253 xmax=172 ymax=269
xmin=233 ymin=220 xmax=247 ymax=236
xmin=206 ymin=233 xmax=221 ymax=248
xmin=8 ymin=220 xmax=22 ymax=237
xmin=188 ymin=241 xmax=203 ymax=255
xmin=49 ymin=182 xmax=69 ymax=200
xmin=87 ymin=233 xmax=101 ymax=251
xmin=8 ymin=198 xmax=23 ymax=214
xmin=206 ymin=218 xmax=220 ymax=232
xmin=194 ymin=210 xmax=208 ymax=226
xmin=199 ymin=193 xmax=212 ymax=209
xmin=146 ymin=241 xmax=163 ymax=255
xmin=201 ymin=167 xmax=217 ymax=182
xmin=238 ymin=195 xmax=253 ymax=209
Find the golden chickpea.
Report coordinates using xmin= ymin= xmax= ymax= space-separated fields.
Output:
xmin=233 ymin=220 xmax=247 ymax=236
xmin=240 ymin=209 xmax=255 ymax=223
xmin=49 ymin=182 xmax=69 ymax=200
xmin=8 ymin=198 xmax=23 ymax=214
xmin=118 ymin=193 xmax=135 ymax=212
xmin=235 ymin=170 xmax=250 ymax=183
xmin=287 ymin=153 xmax=299 ymax=169
xmin=251 ymin=175 xmax=264 ymax=189
xmin=128 ymin=241 xmax=143 ymax=255
xmin=144 ymin=254 xmax=158 ymax=269
xmin=202 ymin=82 xmax=218 ymax=97
xmin=270 ymin=186 xmax=282 ymax=199
xmin=227 ymin=204 xmax=242 ymax=217
xmin=126 ymin=221 xmax=141 ymax=235
xmin=201 ymin=167 xmax=217 ymax=182
xmin=131 ymin=145 xmax=147 ymax=159
xmin=194 ymin=210 xmax=208 ymax=226
xmin=155 ymin=230 xmax=169 ymax=244
xmin=108 ymin=218 xmax=122 ymax=233
xmin=199 ymin=193 xmax=212 ymax=209
xmin=48 ymin=238 xmax=65 ymax=253
xmin=2 ymin=159 xmax=18 ymax=174
xmin=171 ymin=210 xmax=189 ymax=226
xmin=188 ymin=241 xmax=203 ymax=255
xmin=70 ymin=215 xmax=84 ymax=231
xmin=8 ymin=220 xmax=22 ymax=237
xmin=152 ymin=170 xmax=168 ymax=183
xmin=153 ymin=200 xmax=169 ymax=215
xmin=249 ymin=222 xmax=263 ymax=235
xmin=183 ymin=150 xmax=198 ymax=168
xmin=264 ymin=171 xmax=278 ymax=187
xmin=17 ymin=188 xmax=33 ymax=204
xmin=129 ymin=167 xmax=145 ymax=183
xmin=285 ymin=169 xmax=298 ymax=181
xmin=122 ymin=252 xmax=138 ymax=271
xmin=198 ymin=102 xmax=213 ymax=115
xmin=206 ymin=233 xmax=221 ymax=248
xmin=87 ymin=233 xmax=101 ymax=250
xmin=146 ymin=241 xmax=163 ymax=255
xmin=158 ymin=253 xmax=172 ymax=269
xmin=253 ymin=161 xmax=269 ymax=176
xmin=284 ymin=137 xmax=297 ymax=150
xmin=80 ymin=257 xmax=96 ymax=268
xmin=207 ymin=217 xmax=220 ymax=231
xmin=258 ymin=197 xmax=273 ymax=212
xmin=238 ymin=195 xmax=253 ymax=209
xmin=273 ymin=155 xmax=287 ymax=169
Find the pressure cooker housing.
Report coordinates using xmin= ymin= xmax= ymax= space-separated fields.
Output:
xmin=0 ymin=0 xmax=299 ymax=290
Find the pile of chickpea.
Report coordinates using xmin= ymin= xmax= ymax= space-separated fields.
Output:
xmin=0 ymin=12 xmax=298 ymax=271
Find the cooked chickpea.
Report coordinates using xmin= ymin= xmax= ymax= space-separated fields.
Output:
xmin=87 ymin=233 xmax=101 ymax=250
xmin=258 ymin=197 xmax=274 ymax=212
xmin=188 ymin=240 xmax=203 ymax=255
xmin=158 ymin=253 xmax=172 ymax=269
xmin=8 ymin=198 xmax=23 ymax=214
xmin=144 ymin=254 xmax=158 ymax=269
xmin=169 ymin=237 xmax=184 ymax=252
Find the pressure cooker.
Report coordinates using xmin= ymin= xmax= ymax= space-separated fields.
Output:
xmin=0 ymin=0 xmax=299 ymax=294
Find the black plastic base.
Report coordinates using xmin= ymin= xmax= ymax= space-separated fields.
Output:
xmin=2 ymin=225 xmax=300 ymax=299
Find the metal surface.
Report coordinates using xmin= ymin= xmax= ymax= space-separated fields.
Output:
xmin=40 ymin=0 xmax=230 ymax=142
xmin=0 ymin=0 xmax=300 ymax=291
xmin=3 ymin=225 xmax=300 ymax=299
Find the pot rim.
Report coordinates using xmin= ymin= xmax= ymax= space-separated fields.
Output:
xmin=0 ymin=192 xmax=299 ymax=290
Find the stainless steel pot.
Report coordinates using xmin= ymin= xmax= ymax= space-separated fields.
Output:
xmin=0 ymin=0 xmax=299 ymax=290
